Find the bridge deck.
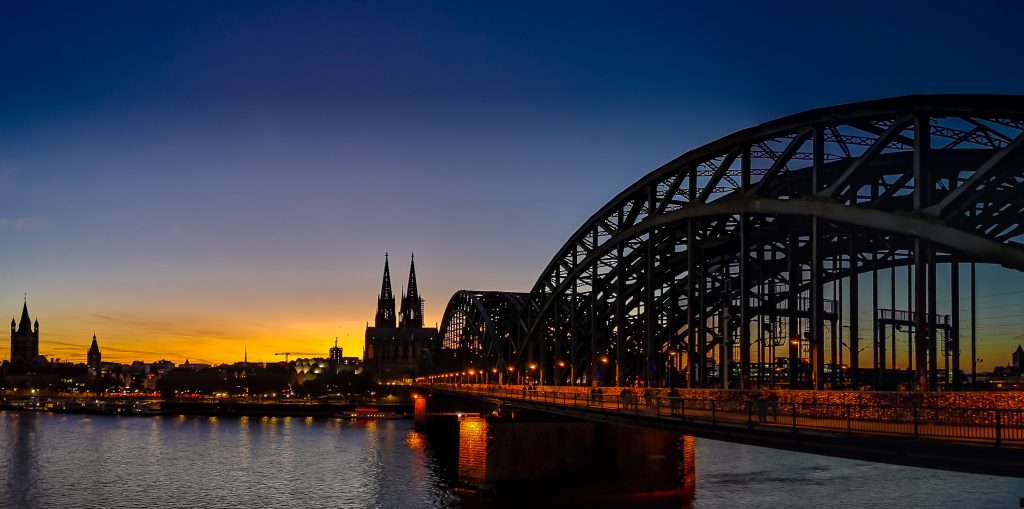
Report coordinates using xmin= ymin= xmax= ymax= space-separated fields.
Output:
xmin=419 ymin=384 xmax=1024 ymax=477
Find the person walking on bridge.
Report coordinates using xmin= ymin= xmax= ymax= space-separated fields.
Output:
xmin=757 ymin=390 xmax=770 ymax=422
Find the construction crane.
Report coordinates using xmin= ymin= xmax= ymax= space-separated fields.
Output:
xmin=274 ymin=352 xmax=319 ymax=362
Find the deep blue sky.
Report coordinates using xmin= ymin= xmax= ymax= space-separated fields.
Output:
xmin=3 ymin=1 xmax=1024 ymax=363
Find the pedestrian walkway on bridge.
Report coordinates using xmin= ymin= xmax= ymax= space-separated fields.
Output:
xmin=416 ymin=382 xmax=1024 ymax=477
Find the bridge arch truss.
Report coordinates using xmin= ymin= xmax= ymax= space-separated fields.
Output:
xmin=439 ymin=95 xmax=1024 ymax=392
xmin=437 ymin=291 xmax=528 ymax=381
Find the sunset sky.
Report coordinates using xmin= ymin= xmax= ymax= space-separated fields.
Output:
xmin=4 ymin=1 xmax=1024 ymax=366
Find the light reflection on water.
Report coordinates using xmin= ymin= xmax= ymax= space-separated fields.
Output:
xmin=0 ymin=411 xmax=455 ymax=509
xmin=1 ymin=411 xmax=1022 ymax=508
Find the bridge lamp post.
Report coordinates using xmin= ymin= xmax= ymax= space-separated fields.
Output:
xmin=789 ymin=336 xmax=801 ymax=389
xmin=667 ymin=348 xmax=677 ymax=389
xmin=599 ymin=355 xmax=610 ymax=387
xmin=507 ymin=365 xmax=516 ymax=385
xmin=556 ymin=360 xmax=567 ymax=386
xmin=528 ymin=363 xmax=538 ymax=386
xmin=491 ymin=367 xmax=498 ymax=385
xmin=468 ymin=369 xmax=476 ymax=385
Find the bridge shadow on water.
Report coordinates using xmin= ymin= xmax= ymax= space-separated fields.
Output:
xmin=419 ymin=410 xmax=697 ymax=509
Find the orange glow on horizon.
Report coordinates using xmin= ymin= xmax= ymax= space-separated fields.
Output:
xmin=0 ymin=305 xmax=444 ymax=365
xmin=3 ymin=249 xmax=466 ymax=366
xmin=3 ymin=318 xmax=1021 ymax=370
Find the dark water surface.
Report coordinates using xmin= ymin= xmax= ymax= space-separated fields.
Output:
xmin=1 ymin=411 xmax=1022 ymax=508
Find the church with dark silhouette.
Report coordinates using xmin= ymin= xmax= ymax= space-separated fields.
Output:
xmin=88 ymin=332 xmax=102 ymax=379
xmin=363 ymin=254 xmax=438 ymax=383
xmin=9 ymin=299 xmax=46 ymax=367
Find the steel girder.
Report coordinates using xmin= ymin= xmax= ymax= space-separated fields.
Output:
xmin=518 ymin=95 xmax=1024 ymax=390
xmin=431 ymin=95 xmax=1024 ymax=391
xmin=437 ymin=291 xmax=527 ymax=377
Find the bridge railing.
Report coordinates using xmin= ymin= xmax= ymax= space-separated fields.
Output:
xmin=419 ymin=383 xmax=1024 ymax=447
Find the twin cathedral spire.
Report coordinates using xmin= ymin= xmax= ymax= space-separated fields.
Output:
xmin=364 ymin=253 xmax=438 ymax=382
xmin=374 ymin=253 xmax=423 ymax=329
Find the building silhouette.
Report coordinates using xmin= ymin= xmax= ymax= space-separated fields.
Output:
xmin=88 ymin=332 xmax=102 ymax=379
xmin=9 ymin=299 xmax=44 ymax=366
xmin=363 ymin=253 xmax=438 ymax=382
xmin=329 ymin=339 xmax=343 ymax=364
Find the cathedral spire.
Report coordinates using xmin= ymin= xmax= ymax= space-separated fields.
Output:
xmin=400 ymin=253 xmax=423 ymax=328
xmin=380 ymin=252 xmax=394 ymax=299
xmin=374 ymin=253 xmax=397 ymax=328
xmin=406 ymin=253 xmax=419 ymax=303
xmin=18 ymin=299 xmax=32 ymax=334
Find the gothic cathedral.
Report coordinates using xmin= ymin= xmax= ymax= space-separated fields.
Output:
xmin=363 ymin=254 xmax=438 ymax=382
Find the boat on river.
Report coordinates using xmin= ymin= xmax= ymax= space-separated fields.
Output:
xmin=337 ymin=407 xmax=406 ymax=419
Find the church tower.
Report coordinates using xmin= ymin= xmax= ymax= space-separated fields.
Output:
xmin=10 ymin=298 xmax=40 ymax=365
xmin=375 ymin=253 xmax=397 ymax=328
xmin=88 ymin=332 xmax=102 ymax=379
xmin=399 ymin=254 xmax=424 ymax=328
xmin=364 ymin=253 xmax=438 ymax=383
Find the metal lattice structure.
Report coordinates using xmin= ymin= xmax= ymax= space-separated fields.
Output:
xmin=437 ymin=95 xmax=1024 ymax=392
xmin=437 ymin=291 xmax=527 ymax=379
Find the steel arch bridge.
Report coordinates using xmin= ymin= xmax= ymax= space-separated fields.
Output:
xmin=437 ymin=290 xmax=528 ymax=379
xmin=437 ymin=95 xmax=1024 ymax=392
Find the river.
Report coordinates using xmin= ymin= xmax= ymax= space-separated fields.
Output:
xmin=1 ymin=411 xmax=1021 ymax=508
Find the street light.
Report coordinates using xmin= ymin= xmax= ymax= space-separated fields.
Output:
xmin=789 ymin=335 xmax=801 ymax=388
xmin=667 ymin=348 xmax=678 ymax=389
xmin=555 ymin=360 xmax=567 ymax=385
